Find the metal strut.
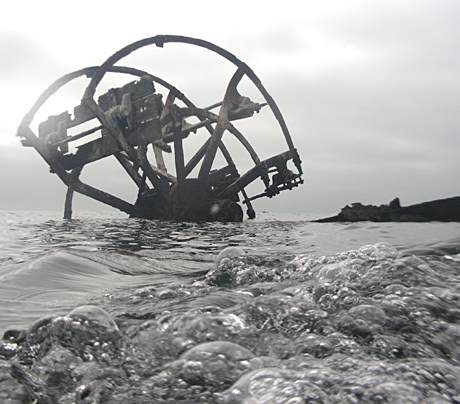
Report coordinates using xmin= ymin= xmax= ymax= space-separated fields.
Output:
xmin=17 ymin=35 xmax=303 ymax=221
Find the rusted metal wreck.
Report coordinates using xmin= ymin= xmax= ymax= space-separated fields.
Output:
xmin=17 ymin=35 xmax=303 ymax=221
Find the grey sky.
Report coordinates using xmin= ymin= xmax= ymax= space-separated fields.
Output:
xmin=1 ymin=0 xmax=459 ymax=215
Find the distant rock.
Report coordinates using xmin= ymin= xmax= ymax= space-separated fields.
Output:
xmin=315 ymin=196 xmax=460 ymax=222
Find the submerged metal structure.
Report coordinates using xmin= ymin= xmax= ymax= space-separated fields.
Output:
xmin=18 ymin=35 xmax=303 ymax=221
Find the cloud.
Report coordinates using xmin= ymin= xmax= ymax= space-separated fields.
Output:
xmin=0 ymin=31 xmax=71 ymax=85
xmin=0 ymin=33 xmax=43 ymax=81
xmin=1 ymin=0 xmax=460 ymax=214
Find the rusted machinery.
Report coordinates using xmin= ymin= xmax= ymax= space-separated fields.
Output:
xmin=18 ymin=35 xmax=303 ymax=221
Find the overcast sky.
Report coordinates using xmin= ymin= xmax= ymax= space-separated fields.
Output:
xmin=1 ymin=0 xmax=459 ymax=215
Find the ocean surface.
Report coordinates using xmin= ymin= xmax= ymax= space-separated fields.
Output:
xmin=1 ymin=210 xmax=460 ymax=403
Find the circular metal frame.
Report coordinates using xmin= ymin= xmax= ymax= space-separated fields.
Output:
xmin=17 ymin=35 xmax=303 ymax=221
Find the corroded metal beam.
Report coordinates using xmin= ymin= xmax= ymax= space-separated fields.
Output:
xmin=18 ymin=35 xmax=302 ymax=221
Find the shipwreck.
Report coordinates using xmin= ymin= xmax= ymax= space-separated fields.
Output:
xmin=17 ymin=35 xmax=303 ymax=221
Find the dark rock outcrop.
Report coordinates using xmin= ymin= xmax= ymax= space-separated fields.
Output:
xmin=315 ymin=196 xmax=460 ymax=222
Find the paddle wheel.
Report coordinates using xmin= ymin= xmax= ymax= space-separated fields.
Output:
xmin=18 ymin=35 xmax=303 ymax=221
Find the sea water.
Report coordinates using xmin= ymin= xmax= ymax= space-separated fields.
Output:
xmin=0 ymin=210 xmax=459 ymax=403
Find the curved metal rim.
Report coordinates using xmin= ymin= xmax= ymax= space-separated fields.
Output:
xmin=16 ymin=36 xmax=302 ymax=220
xmin=82 ymin=35 xmax=295 ymax=151
xmin=18 ymin=65 xmax=260 ymax=166
xmin=19 ymin=66 xmax=191 ymax=130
